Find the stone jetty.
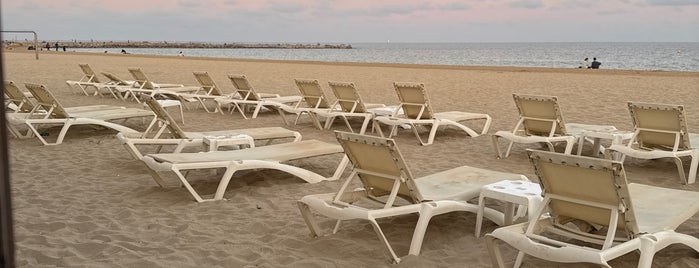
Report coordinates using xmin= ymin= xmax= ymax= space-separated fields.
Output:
xmin=4 ymin=40 xmax=352 ymax=49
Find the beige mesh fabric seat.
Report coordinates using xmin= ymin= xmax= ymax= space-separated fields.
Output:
xmin=150 ymin=72 xmax=242 ymax=114
xmin=374 ymin=82 xmax=491 ymax=145
xmin=486 ymin=150 xmax=699 ymax=268
xmin=5 ymin=80 xmax=126 ymax=138
xmin=16 ymin=83 xmax=156 ymax=145
xmin=275 ymin=78 xmax=333 ymax=127
xmin=141 ymin=140 xmax=348 ymax=203
xmin=311 ymin=81 xmax=390 ymax=134
xmin=98 ymin=72 xmax=137 ymax=100
xmin=65 ymin=63 xmax=103 ymax=95
xmin=117 ymin=96 xmax=301 ymax=159
xmin=5 ymin=80 xmax=40 ymax=138
xmin=215 ymin=74 xmax=302 ymax=119
xmin=298 ymin=131 xmax=528 ymax=263
xmin=4 ymin=80 xmax=36 ymax=113
xmin=606 ymin=102 xmax=699 ymax=184
xmin=117 ymin=68 xmax=202 ymax=103
xmin=491 ymin=94 xmax=618 ymax=158
xmin=184 ymin=71 xmax=241 ymax=113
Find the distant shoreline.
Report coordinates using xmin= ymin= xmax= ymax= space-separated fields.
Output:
xmin=3 ymin=40 xmax=352 ymax=49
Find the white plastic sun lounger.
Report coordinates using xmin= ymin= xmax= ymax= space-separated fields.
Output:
xmin=15 ymin=83 xmax=155 ymax=145
xmin=141 ymin=140 xmax=348 ymax=202
xmin=374 ymin=82 xmax=491 ymax=145
xmin=486 ymin=150 xmax=699 ymax=268
xmin=606 ymin=102 xmax=699 ymax=184
xmin=298 ymin=131 xmax=528 ymax=263
xmin=117 ymin=96 xmax=301 ymax=159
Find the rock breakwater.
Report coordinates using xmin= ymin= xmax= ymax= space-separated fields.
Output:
xmin=4 ymin=40 xmax=352 ymax=49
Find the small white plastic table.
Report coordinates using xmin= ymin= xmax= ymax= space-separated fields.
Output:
xmin=475 ymin=180 xmax=543 ymax=237
xmin=576 ymin=128 xmax=634 ymax=158
xmin=202 ymin=134 xmax=255 ymax=151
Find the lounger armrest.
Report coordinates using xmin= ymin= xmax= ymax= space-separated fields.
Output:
xmin=493 ymin=131 xmax=576 ymax=145
xmin=607 ymin=144 xmax=693 ymax=158
xmin=487 ymin=220 xmax=637 ymax=265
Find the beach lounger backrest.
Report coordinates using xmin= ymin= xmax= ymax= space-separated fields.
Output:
xmin=193 ymin=72 xmax=224 ymax=96
xmin=24 ymin=83 xmax=70 ymax=118
xmin=513 ymin=94 xmax=567 ymax=136
xmin=335 ymin=131 xmax=423 ymax=204
xmin=143 ymin=97 xmax=188 ymax=139
xmin=627 ymin=102 xmax=691 ymax=151
xmin=328 ymin=81 xmax=368 ymax=113
xmin=393 ymin=82 xmax=434 ymax=120
xmin=101 ymin=72 xmax=133 ymax=86
xmin=228 ymin=74 xmax=260 ymax=101
xmin=128 ymin=68 xmax=156 ymax=90
xmin=528 ymin=150 xmax=640 ymax=241
xmin=78 ymin=63 xmax=101 ymax=83
xmin=4 ymin=81 xmax=35 ymax=112
xmin=295 ymin=79 xmax=331 ymax=109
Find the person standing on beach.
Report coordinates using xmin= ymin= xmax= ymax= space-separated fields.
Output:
xmin=590 ymin=58 xmax=602 ymax=69
xmin=45 ymin=42 xmax=50 ymax=51
xmin=54 ymin=42 xmax=59 ymax=51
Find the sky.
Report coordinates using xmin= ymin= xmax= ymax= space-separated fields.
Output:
xmin=2 ymin=0 xmax=699 ymax=43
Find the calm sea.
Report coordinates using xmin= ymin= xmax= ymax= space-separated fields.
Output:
xmin=73 ymin=42 xmax=699 ymax=72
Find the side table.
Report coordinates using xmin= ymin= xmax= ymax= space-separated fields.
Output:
xmin=576 ymin=128 xmax=634 ymax=158
xmin=202 ymin=134 xmax=255 ymax=151
xmin=475 ymin=180 xmax=542 ymax=237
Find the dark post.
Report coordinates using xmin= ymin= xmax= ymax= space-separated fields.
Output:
xmin=0 ymin=5 xmax=17 ymax=266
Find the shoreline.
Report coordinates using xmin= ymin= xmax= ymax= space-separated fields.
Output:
xmin=6 ymin=49 xmax=698 ymax=78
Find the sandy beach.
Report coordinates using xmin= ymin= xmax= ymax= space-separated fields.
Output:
xmin=4 ymin=50 xmax=699 ymax=267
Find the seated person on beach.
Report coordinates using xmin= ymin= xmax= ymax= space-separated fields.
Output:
xmin=580 ymin=57 xmax=590 ymax=68
xmin=121 ymin=49 xmax=128 ymax=54
xmin=590 ymin=58 xmax=601 ymax=69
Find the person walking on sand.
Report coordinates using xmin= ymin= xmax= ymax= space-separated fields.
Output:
xmin=590 ymin=57 xmax=602 ymax=69
xmin=580 ymin=58 xmax=590 ymax=69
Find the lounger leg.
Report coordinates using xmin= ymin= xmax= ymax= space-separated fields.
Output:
xmin=425 ymin=123 xmax=439 ymax=145
xmin=638 ymin=236 xmax=657 ymax=268
xmin=687 ymin=153 xmax=698 ymax=184
xmin=171 ymin=169 xmax=207 ymax=202
xmin=358 ymin=115 xmax=371 ymax=135
xmin=368 ymin=218 xmax=402 ymax=264
xmin=328 ymin=156 xmax=349 ymax=181
xmin=480 ymin=115 xmax=492 ymax=135
xmin=672 ymin=157 xmax=687 ymax=184
xmin=505 ymin=141 xmax=515 ymax=158
xmin=514 ymin=251 xmax=525 ymax=268
xmin=277 ymin=108 xmax=291 ymax=126
xmin=442 ymin=119 xmax=480 ymax=137
xmin=297 ymin=201 xmax=324 ymax=237
xmin=142 ymin=164 xmax=171 ymax=188
xmin=485 ymin=235 xmax=508 ymax=268
xmin=410 ymin=123 xmax=431 ymax=145
xmin=475 ymin=195 xmax=487 ymax=237
xmin=563 ymin=137 xmax=576 ymax=154
xmin=251 ymin=104 xmax=263 ymax=119
xmin=332 ymin=220 xmax=342 ymax=234
xmin=491 ymin=135 xmax=504 ymax=159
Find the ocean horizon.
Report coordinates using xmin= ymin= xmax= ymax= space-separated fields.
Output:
xmin=70 ymin=42 xmax=699 ymax=72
